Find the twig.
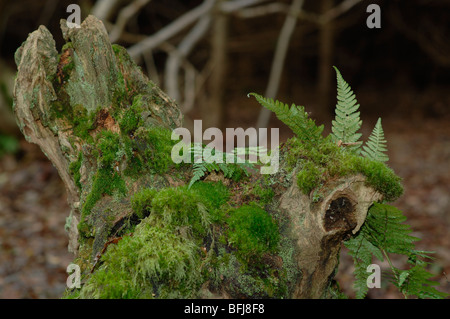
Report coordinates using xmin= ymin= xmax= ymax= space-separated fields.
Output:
xmin=319 ymin=0 xmax=362 ymax=25
xmin=235 ymin=2 xmax=288 ymax=18
xmin=143 ymin=50 xmax=160 ymax=86
xmin=90 ymin=0 xmax=122 ymax=21
xmin=220 ymin=0 xmax=269 ymax=13
xmin=165 ymin=15 xmax=211 ymax=103
xmin=109 ymin=0 xmax=152 ymax=43
xmin=256 ymin=0 xmax=304 ymax=131
xmin=127 ymin=0 xmax=217 ymax=62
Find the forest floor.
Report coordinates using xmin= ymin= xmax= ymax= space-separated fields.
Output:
xmin=0 ymin=110 xmax=449 ymax=299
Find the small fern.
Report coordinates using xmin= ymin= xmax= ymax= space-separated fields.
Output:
xmin=331 ymin=67 xmax=362 ymax=152
xmin=188 ymin=144 xmax=259 ymax=188
xmin=361 ymin=117 xmax=389 ymax=162
xmin=345 ymin=203 xmax=447 ymax=299
xmin=249 ymin=93 xmax=324 ymax=146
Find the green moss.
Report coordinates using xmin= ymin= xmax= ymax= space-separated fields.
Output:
xmin=81 ymin=167 xmax=127 ymax=219
xmin=251 ymin=182 xmax=275 ymax=205
xmin=119 ymin=95 xmax=144 ymax=134
xmin=134 ymin=126 xmax=178 ymax=174
xmin=287 ymin=137 xmax=403 ymax=201
xmin=227 ymin=204 xmax=279 ymax=260
xmin=80 ymin=131 xmax=127 ymax=222
xmin=190 ymin=181 xmax=230 ymax=222
xmin=69 ymin=151 xmax=83 ymax=190
xmin=296 ymin=160 xmax=323 ymax=195
xmin=130 ymin=188 xmax=157 ymax=219
xmin=61 ymin=42 xmax=73 ymax=52
xmin=149 ymin=186 xmax=210 ymax=239
xmin=79 ymin=220 xmax=202 ymax=298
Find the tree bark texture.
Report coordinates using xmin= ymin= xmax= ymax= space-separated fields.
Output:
xmin=13 ymin=16 xmax=383 ymax=299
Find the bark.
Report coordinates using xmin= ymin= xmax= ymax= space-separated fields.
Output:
xmin=13 ymin=16 xmax=383 ymax=299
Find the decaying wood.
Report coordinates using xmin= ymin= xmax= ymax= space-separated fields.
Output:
xmin=13 ymin=16 xmax=382 ymax=299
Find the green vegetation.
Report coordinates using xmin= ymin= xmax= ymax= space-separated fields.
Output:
xmin=79 ymin=220 xmax=202 ymax=298
xmin=69 ymin=151 xmax=83 ymax=190
xmin=330 ymin=66 xmax=362 ymax=151
xmin=227 ymin=204 xmax=279 ymax=261
xmin=249 ymin=92 xmax=324 ymax=147
xmin=63 ymin=61 xmax=443 ymax=300
xmin=345 ymin=203 xmax=448 ymax=299
xmin=188 ymin=144 xmax=256 ymax=188
xmin=0 ymin=134 xmax=19 ymax=158
xmin=361 ymin=118 xmax=389 ymax=162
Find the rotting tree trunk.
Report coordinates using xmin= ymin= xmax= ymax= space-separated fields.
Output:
xmin=13 ymin=16 xmax=383 ymax=299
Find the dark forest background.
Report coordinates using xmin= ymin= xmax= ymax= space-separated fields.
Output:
xmin=0 ymin=0 xmax=449 ymax=298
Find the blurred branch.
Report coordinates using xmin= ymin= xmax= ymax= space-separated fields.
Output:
xmin=221 ymin=0 xmax=269 ymax=13
xmin=127 ymin=0 xmax=217 ymax=62
xmin=235 ymin=2 xmax=288 ymax=18
xmin=204 ymin=0 xmax=229 ymax=129
xmin=256 ymin=0 xmax=304 ymax=130
xmin=143 ymin=50 xmax=160 ymax=86
xmin=109 ymin=0 xmax=152 ymax=43
xmin=91 ymin=0 xmax=123 ymax=21
xmin=165 ymin=15 xmax=211 ymax=105
xmin=318 ymin=0 xmax=362 ymax=25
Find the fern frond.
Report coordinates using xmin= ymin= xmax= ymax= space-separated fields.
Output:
xmin=361 ymin=118 xmax=389 ymax=162
xmin=394 ymin=264 xmax=448 ymax=299
xmin=188 ymin=144 xmax=256 ymax=188
xmin=249 ymin=93 xmax=323 ymax=146
xmin=331 ymin=67 xmax=362 ymax=151
xmin=345 ymin=202 xmax=447 ymax=299
xmin=345 ymin=230 xmax=383 ymax=299
xmin=363 ymin=203 xmax=419 ymax=256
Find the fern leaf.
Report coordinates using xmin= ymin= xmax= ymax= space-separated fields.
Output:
xmin=394 ymin=264 xmax=448 ymax=299
xmin=331 ymin=67 xmax=362 ymax=150
xmin=363 ymin=203 xmax=419 ymax=256
xmin=345 ymin=225 xmax=384 ymax=299
xmin=249 ymin=93 xmax=323 ymax=146
xmin=188 ymin=162 xmax=208 ymax=189
xmin=361 ymin=118 xmax=389 ymax=162
xmin=346 ymin=203 xmax=447 ymax=299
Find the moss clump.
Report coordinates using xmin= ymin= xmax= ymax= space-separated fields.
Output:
xmin=49 ymin=101 xmax=95 ymax=142
xmin=119 ymin=95 xmax=144 ymax=135
xmin=286 ymin=137 xmax=403 ymax=202
xmin=79 ymin=219 xmax=202 ymax=299
xmin=227 ymin=204 xmax=279 ymax=260
xmin=296 ymin=161 xmax=323 ymax=195
xmin=131 ymin=126 xmax=179 ymax=175
xmin=149 ymin=187 xmax=210 ymax=239
xmin=69 ymin=151 xmax=83 ymax=190
xmin=130 ymin=188 xmax=157 ymax=219
xmin=81 ymin=131 xmax=127 ymax=220
xmin=190 ymin=181 xmax=230 ymax=222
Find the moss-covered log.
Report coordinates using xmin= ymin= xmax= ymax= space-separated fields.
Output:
xmin=13 ymin=16 xmax=402 ymax=299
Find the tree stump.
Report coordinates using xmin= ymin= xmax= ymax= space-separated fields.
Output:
xmin=13 ymin=16 xmax=392 ymax=299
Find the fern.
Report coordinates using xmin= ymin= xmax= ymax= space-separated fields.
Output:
xmin=345 ymin=203 xmax=447 ymax=299
xmin=188 ymin=144 xmax=258 ymax=189
xmin=331 ymin=67 xmax=362 ymax=151
xmin=361 ymin=117 xmax=389 ymax=162
xmin=249 ymin=93 xmax=324 ymax=146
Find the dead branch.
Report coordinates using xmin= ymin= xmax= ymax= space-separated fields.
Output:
xmin=127 ymin=0 xmax=217 ymax=62
xmin=256 ymin=0 xmax=305 ymax=131
xmin=109 ymin=0 xmax=152 ymax=43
